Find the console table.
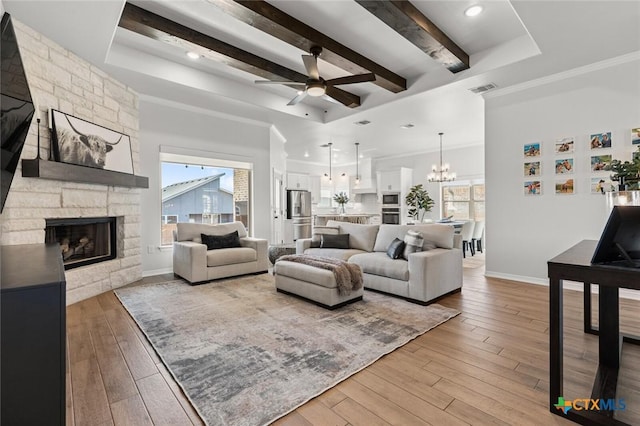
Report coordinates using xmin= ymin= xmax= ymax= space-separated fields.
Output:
xmin=1 ymin=243 xmax=66 ymax=425
xmin=548 ymin=240 xmax=640 ymax=425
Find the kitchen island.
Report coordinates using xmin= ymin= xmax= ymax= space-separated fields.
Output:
xmin=314 ymin=214 xmax=380 ymax=226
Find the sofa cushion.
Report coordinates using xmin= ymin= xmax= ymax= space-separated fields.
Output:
xmin=321 ymin=233 xmax=350 ymax=249
xmin=303 ymin=248 xmax=366 ymax=261
xmin=403 ymin=230 xmax=431 ymax=260
xmin=386 ymin=238 xmax=405 ymax=259
xmin=349 ymin=252 xmax=409 ymax=281
xmin=206 ymin=247 xmax=257 ymax=267
xmin=326 ymin=221 xmax=379 ymax=252
xmin=310 ymin=226 xmax=340 ymax=248
xmin=374 ymin=224 xmax=454 ymax=252
xmin=177 ymin=221 xmax=248 ymax=242
xmin=201 ymin=231 xmax=241 ymax=250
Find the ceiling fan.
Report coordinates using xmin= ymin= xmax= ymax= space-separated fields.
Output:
xmin=255 ymin=46 xmax=376 ymax=107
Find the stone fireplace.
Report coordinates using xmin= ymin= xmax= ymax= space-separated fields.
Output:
xmin=45 ymin=217 xmax=120 ymax=269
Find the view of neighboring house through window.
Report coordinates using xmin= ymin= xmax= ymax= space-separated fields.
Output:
xmin=161 ymin=161 xmax=251 ymax=246
xmin=442 ymin=183 xmax=485 ymax=221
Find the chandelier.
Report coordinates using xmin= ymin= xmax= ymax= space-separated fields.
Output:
xmin=428 ymin=132 xmax=456 ymax=182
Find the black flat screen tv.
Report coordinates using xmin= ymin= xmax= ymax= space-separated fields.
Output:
xmin=1 ymin=12 xmax=35 ymax=213
xmin=591 ymin=206 xmax=640 ymax=268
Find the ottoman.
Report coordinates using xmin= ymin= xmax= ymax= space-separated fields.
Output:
xmin=274 ymin=260 xmax=363 ymax=309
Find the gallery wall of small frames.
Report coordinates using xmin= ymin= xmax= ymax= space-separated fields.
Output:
xmin=523 ymin=128 xmax=640 ymax=196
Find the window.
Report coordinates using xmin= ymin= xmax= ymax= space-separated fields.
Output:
xmin=160 ymin=159 xmax=251 ymax=246
xmin=442 ymin=183 xmax=485 ymax=221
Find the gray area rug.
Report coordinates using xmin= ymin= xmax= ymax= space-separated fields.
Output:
xmin=114 ymin=274 xmax=460 ymax=426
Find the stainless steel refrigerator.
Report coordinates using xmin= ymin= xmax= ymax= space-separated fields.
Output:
xmin=287 ymin=189 xmax=312 ymax=240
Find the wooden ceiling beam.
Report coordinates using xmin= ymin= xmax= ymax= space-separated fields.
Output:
xmin=213 ymin=0 xmax=407 ymax=93
xmin=356 ymin=0 xmax=470 ymax=73
xmin=118 ymin=3 xmax=362 ymax=108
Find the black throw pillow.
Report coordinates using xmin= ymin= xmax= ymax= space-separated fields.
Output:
xmin=320 ymin=233 xmax=350 ymax=249
xmin=201 ymin=231 xmax=241 ymax=250
xmin=386 ymin=237 xmax=406 ymax=259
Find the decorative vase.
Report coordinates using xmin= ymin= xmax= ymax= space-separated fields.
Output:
xmin=340 ymin=204 xmax=346 ymax=214
xmin=606 ymin=190 xmax=640 ymax=210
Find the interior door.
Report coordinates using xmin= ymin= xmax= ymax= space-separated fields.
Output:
xmin=272 ymin=169 xmax=284 ymax=243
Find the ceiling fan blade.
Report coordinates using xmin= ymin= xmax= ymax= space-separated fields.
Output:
xmin=325 ymin=86 xmax=360 ymax=108
xmin=321 ymin=94 xmax=341 ymax=105
xmin=326 ymin=73 xmax=376 ymax=86
xmin=287 ymin=91 xmax=308 ymax=106
xmin=302 ymin=54 xmax=320 ymax=80
xmin=255 ymin=80 xmax=305 ymax=85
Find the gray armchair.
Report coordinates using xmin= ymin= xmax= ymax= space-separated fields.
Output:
xmin=173 ymin=221 xmax=268 ymax=284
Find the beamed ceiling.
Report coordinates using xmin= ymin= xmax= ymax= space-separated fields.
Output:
xmin=4 ymin=1 xmax=640 ymax=163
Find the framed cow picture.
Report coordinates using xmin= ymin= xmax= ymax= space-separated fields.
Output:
xmin=50 ymin=109 xmax=133 ymax=174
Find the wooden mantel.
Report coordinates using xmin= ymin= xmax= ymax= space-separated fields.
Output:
xmin=22 ymin=158 xmax=149 ymax=189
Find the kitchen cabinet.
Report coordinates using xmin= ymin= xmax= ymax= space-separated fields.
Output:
xmin=1 ymin=243 xmax=66 ymax=425
xmin=377 ymin=170 xmax=401 ymax=192
xmin=286 ymin=172 xmax=310 ymax=190
xmin=310 ymin=175 xmax=321 ymax=204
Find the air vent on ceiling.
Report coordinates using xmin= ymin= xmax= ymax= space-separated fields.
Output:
xmin=469 ymin=83 xmax=497 ymax=94
xmin=354 ymin=120 xmax=371 ymax=126
xmin=400 ymin=124 xmax=415 ymax=129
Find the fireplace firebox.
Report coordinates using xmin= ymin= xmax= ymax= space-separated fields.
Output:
xmin=45 ymin=217 xmax=117 ymax=269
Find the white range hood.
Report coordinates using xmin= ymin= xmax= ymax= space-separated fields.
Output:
xmin=352 ymin=158 xmax=377 ymax=194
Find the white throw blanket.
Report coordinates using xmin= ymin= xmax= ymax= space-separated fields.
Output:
xmin=278 ymin=254 xmax=363 ymax=295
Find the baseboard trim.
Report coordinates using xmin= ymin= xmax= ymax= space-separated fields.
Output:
xmin=484 ymin=271 xmax=640 ymax=301
xmin=142 ymin=267 xmax=173 ymax=278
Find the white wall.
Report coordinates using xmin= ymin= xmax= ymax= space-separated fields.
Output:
xmin=485 ymin=57 xmax=640 ymax=283
xmin=139 ymin=100 xmax=271 ymax=275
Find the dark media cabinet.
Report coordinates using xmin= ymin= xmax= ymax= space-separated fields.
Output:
xmin=1 ymin=243 xmax=66 ymax=425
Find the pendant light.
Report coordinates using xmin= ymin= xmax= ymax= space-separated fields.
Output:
xmin=428 ymin=132 xmax=456 ymax=182
xmin=355 ymin=142 xmax=360 ymax=184
xmin=323 ymin=142 xmax=333 ymax=181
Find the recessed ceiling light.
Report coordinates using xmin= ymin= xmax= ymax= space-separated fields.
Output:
xmin=400 ymin=124 xmax=415 ymax=129
xmin=304 ymin=151 xmax=309 ymax=157
xmin=187 ymin=51 xmax=200 ymax=60
xmin=464 ymin=5 xmax=483 ymax=17
xmin=354 ymin=120 xmax=371 ymax=126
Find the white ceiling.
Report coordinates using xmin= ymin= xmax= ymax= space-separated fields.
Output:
xmin=4 ymin=1 xmax=640 ymax=166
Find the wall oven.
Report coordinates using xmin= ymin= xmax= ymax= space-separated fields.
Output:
xmin=381 ymin=208 xmax=400 ymax=225
xmin=381 ymin=192 xmax=400 ymax=207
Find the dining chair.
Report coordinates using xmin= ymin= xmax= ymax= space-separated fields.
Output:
xmin=459 ymin=220 xmax=476 ymax=258
xmin=472 ymin=220 xmax=485 ymax=253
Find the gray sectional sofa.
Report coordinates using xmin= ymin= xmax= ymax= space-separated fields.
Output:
xmin=296 ymin=220 xmax=463 ymax=304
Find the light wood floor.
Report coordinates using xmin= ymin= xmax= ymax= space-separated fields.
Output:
xmin=66 ymin=254 xmax=640 ymax=425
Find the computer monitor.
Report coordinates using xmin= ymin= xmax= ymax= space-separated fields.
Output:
xmin=591 ymin=206 xmax=640 ymax=267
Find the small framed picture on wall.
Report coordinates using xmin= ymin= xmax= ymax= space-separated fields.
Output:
xmin=591 ymin=154 xmax=612 ymax=171
xmin=524 ymin=180 xmax=542 ymax=195
xmin=555 ymin=179 xmax=574 ymax=194
xmin=524 ymin=142 xmax=541 ymax=157
xmin=632 ymin=127 xmax=640 ymax=145
xmin=591 ymin=177 xmax=614 ymax=194
xmin=555 ymin=158 xmax=574 ymax=174
xmin=555 ymin=137 xmax=574 ymax=154
xmin=524 ymin=161 xmax=541 ymax=176
xmin=590 ymin=132 xmax=612 ymax=149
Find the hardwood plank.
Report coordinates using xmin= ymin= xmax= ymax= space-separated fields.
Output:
xmin=351 ymin=370 xmax=469 ymax=425
xmin=103 ymin=307 xmax=158 ymax=380
xmin=136 ymin=373 xmax=192 ymax=425
xmin=297 ymin=399 xmax=348 ymax=426
xmin=336 ymin=378 xmax=431 ymax=425
xmin=271 ymin=411 xmax=313 ymax=426
xmin=70 ymin=357 xmax=112 ymax=425
xmin=111 ymin=395 xmax=153 ymax=426
xmin=316 ymin=387 xmax=348 ymax=409
xmin=332 ymin=398 xmax=391 ymax=426
xmin=444 ymin=399 xmax=511 ymax=426
xmin=89 ymin=315 xmax=138 ymax=403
